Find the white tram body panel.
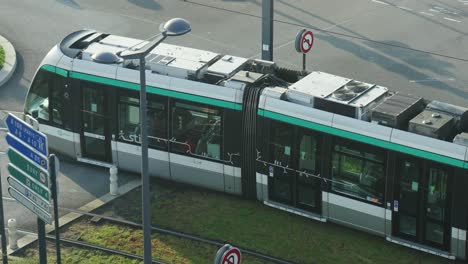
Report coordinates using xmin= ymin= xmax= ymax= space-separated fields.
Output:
xmin=24 ymin=30 xmax=468 ymax=260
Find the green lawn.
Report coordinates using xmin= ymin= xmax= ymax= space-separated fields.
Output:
xmin=96 ymin=180 xmax=453 ymax=264
xmin=60 ymin=220 xmax=268 ymax=264
xmin=0 ymin=45 xmax=5 ymax=69
xmin=11 ymin=247 xmax=141 ymax=264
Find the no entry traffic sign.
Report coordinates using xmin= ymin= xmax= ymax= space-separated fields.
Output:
xmin=295 ymin=29 xmax=314 ymax=54
xmin=300 ymin=31 xmax=314 ymax=54
xmin=214 ymin=244 xmax=242 ymax=264
xmin=221 ymin=247 xmax=241 ymax=264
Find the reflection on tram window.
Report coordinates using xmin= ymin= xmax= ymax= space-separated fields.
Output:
xmin=25 ymin=69 xmax=71 ymax=130
xmin=331 ymin=140 xmax=385 ymax=204
xmin=269 ymin=121 xmax=292 ymax=167
xmin=299 ymin=135 xmax=317 ymax=173
xmin=25 ymin=69 xmax=50 ymax=121
xmin=268 ymin=120 xmax=293 ymax=203
xmin=117 ymin=94 xmax=167 ymax=149
xmin=426 ymin=168 xmax=448 ymax=222
xmin=171 ymin=101 xmax=222 ymax=159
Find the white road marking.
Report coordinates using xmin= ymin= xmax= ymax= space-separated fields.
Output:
xmin=420 ymin=12 xmax=434 ymax=16
xmin=372 ymin=0 xmax=389 ymax=5
xmin=409 ymin=78 xmax=455 ymax=83
xmin=444 ymin=17 xmax=462 ymax=23
xmin=397 ymin=6 xmax=413 ymax=11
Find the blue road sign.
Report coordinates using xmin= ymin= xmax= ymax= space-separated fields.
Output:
xmin=6 ymin=134 xmax=48 ymax=170
xmin=6 ymin=114 xmax=48 ymax=156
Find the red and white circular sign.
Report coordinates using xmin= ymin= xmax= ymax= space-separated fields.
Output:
xmin=221 ymin=247 xmax=242 ymax=264
xmin=300 ymin=30 xmax=314 ymax=54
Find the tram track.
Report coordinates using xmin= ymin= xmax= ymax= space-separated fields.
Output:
xmin=14 ymin=227 xmax=168 ymax=264
xmin=4 ymin=198 xmax=296 ymax=264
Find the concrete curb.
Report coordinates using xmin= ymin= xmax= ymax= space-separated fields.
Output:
xmin=7 ymin=178 xmax=142 ymax=255
xmin=0 ymin=35 xmax=17 ymax=87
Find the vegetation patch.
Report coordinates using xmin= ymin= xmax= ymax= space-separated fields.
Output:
xmin=97 ymin=179 xmax=454 ymax=264
xmin=59 ymin=220 xmax=267 ymax=264
xmin=11 ymin=247 xmax=141 ymax=264
xmin=0 ymin=45 xmax=4 ymax=69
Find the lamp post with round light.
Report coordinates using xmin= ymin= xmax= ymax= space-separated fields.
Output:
xmin=119 ymin=18 xmax=191 ymax=264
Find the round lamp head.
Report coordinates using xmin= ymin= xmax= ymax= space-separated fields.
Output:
xmin=160 ymin=18 xmax=191 ymax=36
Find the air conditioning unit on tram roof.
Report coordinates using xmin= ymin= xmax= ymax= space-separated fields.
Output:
xmin=286 ymin=71 xmax=388 ymax=120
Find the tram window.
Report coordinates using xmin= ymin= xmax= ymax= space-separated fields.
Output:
xmin=331 ymin=140 xmax=385 ymax=204
xmin=269 ymin=121 xmax=292 ymax=166
xmin=171 ymin=101 xmax=222 ymax=159
xmin=25 ymin=69 xmax=50 ymax=122
xmin=118 ymin=96 xmax=140 ymax=142
xmin=50 ymin=76 xmax=72 ymax=130
xmin=147 ymin=95 xmax=167 ymax=148
xmin=117 ymin=94 xmax=167 ymax=149
xmin=426 ymin=168 xmax=448 ymax=221
xmin=299 ymin=135 xmax=317 ymax=173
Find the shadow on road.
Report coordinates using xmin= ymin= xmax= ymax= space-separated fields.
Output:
xmin=0 ymin=52 xmax=28 ymax=112
xmin=56 ymin=0 xmax=81 ymax=10
xmin=319 ymin=32 xmax=467 ymax=99
xmin=128 ymin=0 xmax=161 ymax=10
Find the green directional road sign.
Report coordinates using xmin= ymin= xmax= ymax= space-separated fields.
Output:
xmin=7 ymin=148 xmax=49 ymax=188
xmin=8 ymin=164 xmax=50 ymax=201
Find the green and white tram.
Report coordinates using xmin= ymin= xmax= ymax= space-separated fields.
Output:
xmin=25 ymin=30 xmax=468 ymax=260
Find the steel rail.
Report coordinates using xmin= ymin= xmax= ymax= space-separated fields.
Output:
xmin=4 ymin=201 xmax=296 ymax=264
xmin=12 ymin=227 xmax=167 ymax=264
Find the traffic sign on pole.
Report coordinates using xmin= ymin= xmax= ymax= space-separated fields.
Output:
xmin=214 ymin=244 xmax=242 ymax=264
xmin=7 ymin=177 xmax=50 ymax=212
xmin=5 ymin=113 xmax=51 ymax=263
xmin=6 ymin=134 xmax=48 ymax=170
xmin=8 ymin=187 xmax=51 ymax=224
xmin=221 ymin=247 xmax=241 ymax=264
xmin=6 ymin=114 xmax=48 ymax=156
xmin=7 ymin=149 xmax=49 ymax=188
xmin=8 ymin=164 xmax=50 ymax=201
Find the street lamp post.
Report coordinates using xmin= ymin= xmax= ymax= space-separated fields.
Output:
xmin=119 ymin=18 xmax=191 ymax=264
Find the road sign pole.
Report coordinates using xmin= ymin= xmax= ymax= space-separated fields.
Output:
xmin=303 ymin=53 xmax=306 ymax=72
xmin=37 ymin=218 xmax=47 ymax=264
xmin=50 ymin=155 xmax=61 ymax=264
xmin=0 ymin=170 xmax=8 ymax=264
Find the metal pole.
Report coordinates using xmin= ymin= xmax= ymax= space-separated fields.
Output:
xmin=262 ymin=0 xmax=274 ymax=61
xmin=303 ymin=53 xmax=306 ymax=72
xmin=50 ymin=155 xmax=61 ymax=264
xmin=0 ymin=170 xmax=8 ymax=264
xmin=37 ymin=218 xmax=47 ymax=264
xmin=139 ymin=56 xmax=152 ymax=264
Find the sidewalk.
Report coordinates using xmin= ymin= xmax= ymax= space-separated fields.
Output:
xmin=0 ymin=34 xmax=17 ymax=86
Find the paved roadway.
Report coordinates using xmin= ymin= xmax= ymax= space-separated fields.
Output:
xmin=0 ymin=0 xmax=467 ymax=235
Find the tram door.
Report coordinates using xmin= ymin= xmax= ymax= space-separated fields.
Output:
xmin=80 ymin=83 xmax=111 ymax=163
xmin=268 ymin=121 xmax=321 ymax=213
xmin=295 ymin=130 xmax=321 ymax=213
xmin=393 ymin=158 xmax=451 ymax=250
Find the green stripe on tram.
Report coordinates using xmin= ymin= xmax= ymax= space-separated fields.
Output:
xmin=42 ymin=64 xmax=68 ymax=77
xmin=67 ymin=69 xmax=242 ymax=110
xmin=259 ymin=109 xmax=467 ymax=169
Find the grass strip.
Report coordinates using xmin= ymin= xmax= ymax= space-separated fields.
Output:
xmin=0 ymin=45 xmax=5 ymax=69
xmin=11 ymin=247 xmax=141 ymax=264
xmin=60 ymin=220 xmax=268 ymax=263
xmin=99 ymin=179 xmax=454 ymax=264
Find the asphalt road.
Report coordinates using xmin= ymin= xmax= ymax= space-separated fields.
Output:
xmin=0 ymin=0 xmax=467 ymax=235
